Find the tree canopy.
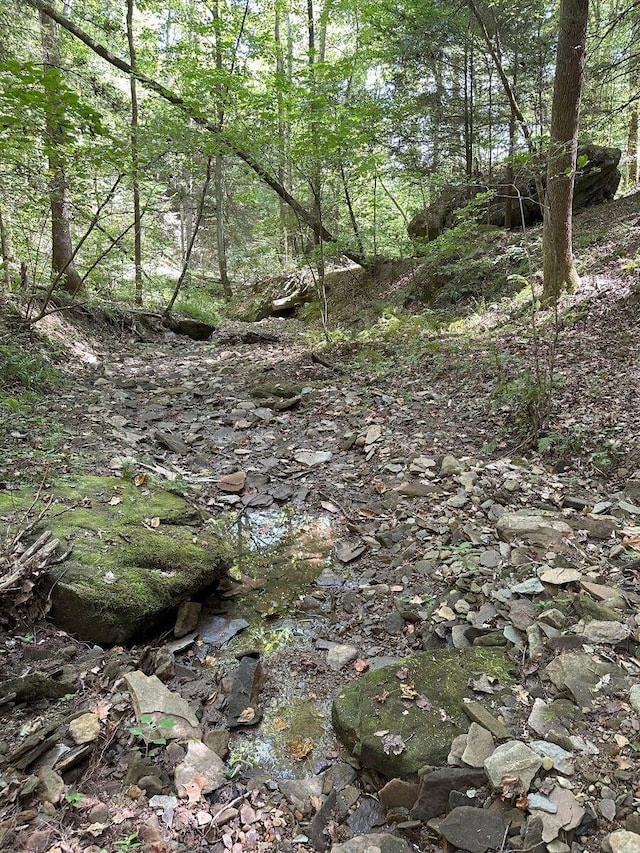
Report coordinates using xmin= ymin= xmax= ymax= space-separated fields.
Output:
xmin=1 ymin=0 xmax=638 ymax=305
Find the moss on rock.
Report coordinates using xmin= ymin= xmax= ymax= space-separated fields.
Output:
xmin=332 ymin=647 xmax=514 ymax=779
xmin=0 ymin=477 xmax=233 ymax=644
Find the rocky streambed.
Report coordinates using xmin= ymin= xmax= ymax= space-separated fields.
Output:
xmin=1 ymin=318 xmax=640 ymax=853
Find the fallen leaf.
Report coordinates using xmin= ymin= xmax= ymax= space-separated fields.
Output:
xmin=109 ymin=496 xmax=122 ymax=506
xmin=334 ymin=542 xmax=366 ymax=563
xmin=91 ymin=699 xmax=112 ymax=720
xmin=512 ymin=684 xmax=531 ymax=705
xmin=273 ymin=717 xmax=289 ymax=732
xmin=374 ymin=689 xmax=390 ymax=704
xmin=133 ymin=473 xmax=147 ymax=486
xmin=415 ymin=694 xmax=433 ymax=711
xmin=372 ymin=478 xmax=387 ymax=494
xmin=146 ymin=516 xmax=161 ymax=528
xmin=400 ymin=683 xmax=418 ymax=700
xmin=623 ymin=533 xmax=640 ymax=551
xmin=468 ymin=673 xmax=498 ymax=694
xmin=285 ymin=737 xmax=314 ymax=760
xmin=395 ymin=666 xmax=409 ymax=681
xmin=382 ymin=733 xmax=406 ymax=755
xmin=180 ymin=772 xmax=209 ymax=803
xmin=373 ymin=730 xmax=390 ymax=737
xmin=353 ymin=659 xmax=370 ymax=673
xmin=237 ymin=707 xmax=256 ymax=724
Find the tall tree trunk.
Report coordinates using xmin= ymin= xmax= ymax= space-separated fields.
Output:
xmin=627 ymin=7 xmax=640 ymax=186
xmin=542 ymin=0 xmax=589 ymax=303
xmin=307 ymin=0 xmax=321 ymax=245
xmin=126 ymin=0 xmax=143 ymax=306
xmin=40 ymin=5 xmax=84 ymax=296
xmin=275 ymin=0 xmax=290 ymax=262
xmin=214 ymin=153 xmax=231 ymax=299
xmin=0 ymin=205 xmax=11 ymax=289
xmin=212 ymin=0 xmax=231 ymax=299
xmin=504 ymin=47 xmax=518 ymax=229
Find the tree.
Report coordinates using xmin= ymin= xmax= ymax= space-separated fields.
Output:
xmin=40 ymin=4 xmax=84 ymax=296
xmin=22 ymin=0 xmax=370 ymax=269
xmin=542 ymin=0 xmax=589 ymax=303
xmin=126 ymin=0 xmax=143 ymax=306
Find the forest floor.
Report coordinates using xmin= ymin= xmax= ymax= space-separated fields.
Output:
xmin=0 ymin=192 xmax=640 ymax=853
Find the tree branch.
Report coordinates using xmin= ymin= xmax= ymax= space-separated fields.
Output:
xmin=21 ymin=0 xmax=369 ymax=268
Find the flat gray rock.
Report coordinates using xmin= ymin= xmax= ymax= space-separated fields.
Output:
xmin=438 ymin=805 xmax=506 ymax=853
xmin=199 ymin=615 xmax=249 ymax=647
xmin=608 ymin=830 xmax=640 ymax=853
xmin=462 ymin=723 xmax=495 ymax=768
xmin=174 ymin=741 xmax=225 ymax=798
xmin=497 ymin=511 xmax=574 ymax=552
xmin=124 ymin=670 xmax=200 ymax=739
xmin=530 ymin=740 xmax=575 ymax=776
xmin=575 ymin=619 xmax=631 ymax=644
xmin=331 ymin=834 xmax=412 ymax=853
xmin=545 ymin=651 xmax=628 ymax=709
xmin=327 ymin=644 xmax=359 ymax=670
xmin=410 ymin=767 xmax=487 ymax=821
xmin=484 ymin=741 xmax=542 ymax=791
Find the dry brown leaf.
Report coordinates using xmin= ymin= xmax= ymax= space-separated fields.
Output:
xmin=353 ymin=659 xmax=370 ymax=673
xmin=623 ymin=534 xmax=640 ymax=551
xmin=237 ymin=706 xmax=256 ymax=723
xmin=273 ymin=717 xmax=289 ymax=732
xmin=146 ymin=516 xmax=161 ymax=528
xmin=109 ymin=496 xmax=122 ymax=506
xmin=91 ymin=699 xmax=112 ymax=720
xmin=374 ymin=689 xmax=390 ymax=704
xmin=133 ymin=473 xmax=148 ymax=487
xmin=400 ymin=683 xmax=418 ymax=700
xmin=181 ymin=772 xmax=209 ymax=803
xmin=415 ymin=694 xmax=432 ymax=711
xmin=285 ymin=736 xmax=314 ymax=760
xmin=382 ymin=733 xmax=406 ymax=755
xmin=395 ymin=666 xmax=409 ymax=681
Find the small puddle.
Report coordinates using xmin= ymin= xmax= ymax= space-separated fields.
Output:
xmin=225 ymin=506 xmax=338 ymax=624
xmin=216 ymin=507 xmax=345 ymax=778
xmin=229 ymin=696 xmax=334 ymax=780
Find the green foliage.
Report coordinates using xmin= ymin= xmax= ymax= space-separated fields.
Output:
xmin=113 ymin=834 xmax=141 ymax=853
xmin=63 ymin=789 xmax=84 ymax=808
xmin=128 ymin=714 xmax=176 ymax=756
xmin=0 ymin=342 xmax=59 ymax=392
xmin=172 ymin=291 xmax=223 ymax=325
xmin=492 ymin=353 xmax=560 ymax=449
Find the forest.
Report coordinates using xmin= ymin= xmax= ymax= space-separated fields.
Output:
xmin=0 ymin=0 xmax=637 ymax=308
xmin=1 ymin=0 xmax=640 ymax=852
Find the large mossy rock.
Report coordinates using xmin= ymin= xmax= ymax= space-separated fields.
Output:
xmin=0 ymin=477 xmax=232 ymax=644
xmin=408 ymin=144 xmax=621 ymax=241
xmin=332 ymin=648 xmax=513 ymax=779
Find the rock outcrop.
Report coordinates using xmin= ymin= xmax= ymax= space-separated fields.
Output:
xmin=408 ymin=144 xmax=621 ymax=241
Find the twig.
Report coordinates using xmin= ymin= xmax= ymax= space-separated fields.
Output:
xmin=211 ymin=792 xmax=246 ymax=825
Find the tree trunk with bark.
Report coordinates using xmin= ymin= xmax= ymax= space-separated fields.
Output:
xmin=126 ymin=0 xmax=143 ymax=306
xmin=40 ymin=5 xmax=84 ymax=296
xmin=542 ymin=0 xmax=589 ymax=303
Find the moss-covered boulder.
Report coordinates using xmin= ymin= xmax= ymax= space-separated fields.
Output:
xmin=0 ymin=477 xmax=232 ymax=644
xmin=332 ymin=648 xmax=514 ymax=779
